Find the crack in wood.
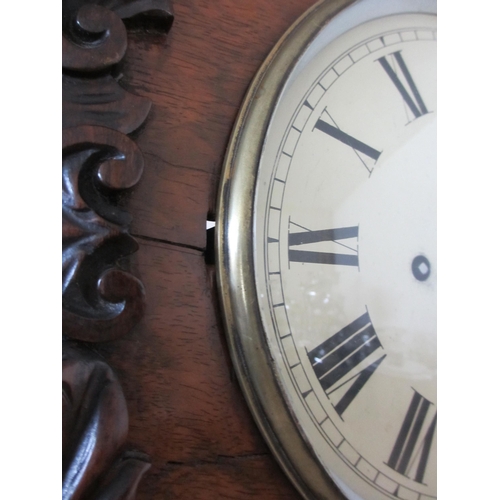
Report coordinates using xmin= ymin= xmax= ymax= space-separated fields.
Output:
xmin=162 ymin=453 xmax=272 ymax=469
xmin=131 ymin=232 xmax=205 ymax=253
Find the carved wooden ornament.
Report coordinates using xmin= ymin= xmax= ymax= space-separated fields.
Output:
xmin=62 ymin=1 xmax=173 ymax=498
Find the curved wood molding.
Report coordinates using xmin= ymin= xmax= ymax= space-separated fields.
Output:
xmin=62 ymin=125 xmax=146 ymax=341
xmin=63 ymin=342 xmax=151 ymax=500
xmin=62 ymin=1 xmax=174 ymax=497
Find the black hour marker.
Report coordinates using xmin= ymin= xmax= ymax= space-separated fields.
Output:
xmin=332 ymin=354 xmax=386 ymax=417
xmin=378 ymin=51 xmax=428 ymax=119
xmin=315 ymin=117 xmax=381 ymax=161
xmin=307 ymin=312 xmax=384 ymax=416
xmin=387 ymin=390 xmax=437 ymax=483
xmin=289 ymin=224 xmax=358 ymax=267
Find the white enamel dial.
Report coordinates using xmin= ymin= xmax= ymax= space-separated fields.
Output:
xmin=253 ymin=6 xmax=436 ymax=500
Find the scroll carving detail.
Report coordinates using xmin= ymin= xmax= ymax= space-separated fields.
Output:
xmin=63 ymin=343 xmax=150 ymax=500
xmin=62 ymin=1 xmax=174 ymax=498
xmin=62 ymin=125 xmax=146 ymax=341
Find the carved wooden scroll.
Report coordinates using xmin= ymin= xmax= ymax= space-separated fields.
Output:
xmin=62 ymin=1 xmax=173 ymax=498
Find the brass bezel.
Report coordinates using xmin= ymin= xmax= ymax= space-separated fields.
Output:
xmin=215 ymin=1 xmax=436 ymax=499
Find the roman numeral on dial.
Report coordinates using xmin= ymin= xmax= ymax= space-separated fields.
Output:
xmin=288 ymin=223 xmax=358 ymax=267
xmin=387 ymin=390 xmax=437 ymax=483
xmin=378 ymin=51 xmax=428 ymax=119
xmin=314 ymin=109 xmax=380 ymax=174
xmin=307 ymin=312 xmax=385 ymax=416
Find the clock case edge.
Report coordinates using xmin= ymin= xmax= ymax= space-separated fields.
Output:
xmin=215 ymin=1 xmax=356 ymax=499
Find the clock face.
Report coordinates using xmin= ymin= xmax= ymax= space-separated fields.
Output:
xmin=217 ymin=1 xmax=436 ymax=500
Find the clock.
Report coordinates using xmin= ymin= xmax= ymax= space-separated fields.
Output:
xmin=216 ymin=0 xmax=436 ymax=499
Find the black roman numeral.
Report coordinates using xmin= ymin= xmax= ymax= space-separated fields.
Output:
xmin=314 ymin=109 xmax=381 ymax=174
xmin=387 ymin=390 xmax=437 ymax=483
xmin=378 ymin=51 xmax=428 ymax=120
xmin=288 ymin=223 xmax=358 ymax=267
xmin=307 ymin=312 xmax=384 ymax=416
xmin=315 ymin=118 xmax=381 ymax=160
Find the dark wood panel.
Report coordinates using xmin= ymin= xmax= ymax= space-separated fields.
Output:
xmin=142 ymin=456 xmax=301 ymax=499
xmin=101 ymin=239 xmax=302 ymax=498
xmin=64 ymin=0 xmax=321 ymax=498
xmin=121 ymin=0 xmax=318 ymax=246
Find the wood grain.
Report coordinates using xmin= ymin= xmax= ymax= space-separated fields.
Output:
xmin=101 ymin=239 xmax=304 ymax=499
xmin=83 ymin=0 xmax=325 ymax=498
xmin=120 ymin=0 xmax=319 ymax=247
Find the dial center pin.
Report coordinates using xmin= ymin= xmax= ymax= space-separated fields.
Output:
xmin=412 ymin=255 xmax=431 ymax=281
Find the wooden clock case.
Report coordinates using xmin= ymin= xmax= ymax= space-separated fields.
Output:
xmin=62 ymin=0 xmax=335 ymax=499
